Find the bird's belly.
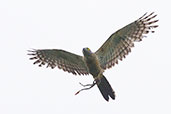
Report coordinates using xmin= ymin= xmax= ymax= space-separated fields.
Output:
xmin=85 ymin=57 xmax=102 ymax=77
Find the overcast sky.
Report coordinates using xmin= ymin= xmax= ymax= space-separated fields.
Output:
xmin=0 ymin=0 xmax=171 ymax=114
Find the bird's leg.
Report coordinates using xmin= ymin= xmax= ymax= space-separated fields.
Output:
xmin=75 ymin=80 xmax=97 ymax=95
xmin=93 ymin=70 xmax=103 ymax=86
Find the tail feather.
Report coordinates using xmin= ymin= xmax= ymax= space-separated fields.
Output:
xmin=97 ymin=76 xmax=115 ymax=101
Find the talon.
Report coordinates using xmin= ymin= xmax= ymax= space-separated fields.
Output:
xmin=94 ymin=78 xmax=101 ymax=85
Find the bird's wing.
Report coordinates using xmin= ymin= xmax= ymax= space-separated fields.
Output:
xmin=28 ymin=49 xmax=89 ymax=75
xmin=95 ymin=12 xmax=158 ymax=69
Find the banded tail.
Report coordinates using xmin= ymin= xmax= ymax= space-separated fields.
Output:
xmin=97 ymin=75 xmax=115 ymax=101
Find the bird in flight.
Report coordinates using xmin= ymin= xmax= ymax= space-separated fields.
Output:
xmin=28 ymin=12 xmax=158 ymax=101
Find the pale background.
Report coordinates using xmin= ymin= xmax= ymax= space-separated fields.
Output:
xmin=0 ymin=0 xmax=171 ymax=114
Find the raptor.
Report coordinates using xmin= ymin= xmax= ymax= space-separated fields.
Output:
xmin=28 ymin=12 xmax=158 ymax=101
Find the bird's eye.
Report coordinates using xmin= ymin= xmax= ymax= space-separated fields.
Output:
xmin=87 ymin=48 xmax=90 ymax=51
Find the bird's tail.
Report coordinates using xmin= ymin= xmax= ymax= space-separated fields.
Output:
xmin=97 ymin=75 xmax=115 ymax=101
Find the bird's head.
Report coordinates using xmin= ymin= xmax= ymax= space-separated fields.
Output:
xmin=82 ymin=47 xmax=93 ymax=56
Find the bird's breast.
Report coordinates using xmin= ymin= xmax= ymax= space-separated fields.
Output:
xmin=84 ymin=54 xmax=102 ymax=77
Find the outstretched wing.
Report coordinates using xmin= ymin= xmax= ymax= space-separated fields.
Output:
xmin=95 ymin=12 xmax=158 ymax=69
xmin=28 ymin=49 xmax=89 ymax=75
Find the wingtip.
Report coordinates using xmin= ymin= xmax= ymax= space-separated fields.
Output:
xmin=138 ymin=12 xmax=147 ymax=20
xmin=138 ymin=12 xmax=157 ymax=21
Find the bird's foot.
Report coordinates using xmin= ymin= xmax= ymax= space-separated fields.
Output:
xmin=75 ymin=80 xmax=97 ymax=95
